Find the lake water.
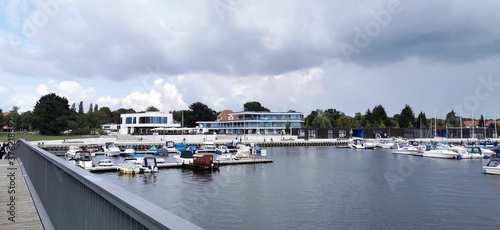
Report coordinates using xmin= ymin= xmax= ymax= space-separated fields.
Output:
xmin=95 ymin=147 xmax=500 ymax=229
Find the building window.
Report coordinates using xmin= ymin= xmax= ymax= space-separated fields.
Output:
xmin=126 ymin=117 xmax=133 ymax=124
xmin=339 ymin=130 xmax=347 ymax=138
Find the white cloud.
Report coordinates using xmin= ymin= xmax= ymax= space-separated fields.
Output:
xmin=35 ymin=84 xmax=49 ymax=95
xmin=51 ymin=81 xmax=96 ymax=104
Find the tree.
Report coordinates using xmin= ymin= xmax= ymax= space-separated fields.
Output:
xmin=146 ymin=106 xmax=160 ymax=112
xmin=33 ymin=93 xmax=72 ymax=135
xmin=399 ymin=104 xmax=415 ymax=128
xmin=312 ymin=116 xmax=331 ymax=128
xmin=18 ymin=111 xmax=36 ymax=131
xmin=324 ymin=109 xmax=344 ymax=127
xmin=479 ymin=115 xmax=485 ymax=127
xmin=88 ymin=103 xmax=93 ymax=113
xmin=243 ymin=101 xmax=270 ymax=112
xmin=285 ymin=122 xmax=291 ymax=134
xmin=94 ymin=104 xmax=99 ymax=112
xmin=70 ymin=103 xmax=76 ymax=112
xmin=372 ymin=104 xmax=387 ymax=124
xmin=445 ymin=110 xmax=459 ymax=127
xmin=184 ymin=102 xmax=217 ymax=127
xmin=363 ymin=109 xmax=374 ymax=127
xmin=305 ymin=110 xmax=319 ymax=128
xmin=336 ymin=115 xmax=352 ymax=128
xmin=415 ymin=112 xmax=428 ymax=128
xmin=78 ymin=101 xmax=84 ymax=114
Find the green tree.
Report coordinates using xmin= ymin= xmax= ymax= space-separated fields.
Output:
xmin=33 ymin=93 xmax=72 ymax=135
xmin=445 ymin=110 xmax=459 ymax=127
xmin=78 ymin=101 xmax=84 ymax=114
xmin=146 ymin=106 xmax=160 ymax=112
xmin=312 ymin=116 xmax=331 ymax=128
xmin=184 ymin=102 xmax=217 ymax=127
xmin=285 ymin=122 xmax=290 ymax=134
xmin=18 ymin=111 xmax=36 ymax=131
xmin=94 ymin=104 xmax=99 ymax=112
xmin=305 ymin=110 xmax=319 ymax=128
xmin=243 ymin=101 xmax=270 ymax=112
xmin=479 ymin=115 xmax=485 ymax=127
xmin=336 ymin=115 xmax=352 ymax=128
xmin=415 ymin=112 xmax=428 ymax=128
xmin=88 ymin=103 xmax=93 ymax=113
xmin=324 ymin=109 xmax=344 ymax=127
xmin=70 ymin=103 xmax=76 ymax=112
xmin=363 ymin=109 xmax=374 ymax=127
xmin=399 ymin=104 xmax=415 ymax=128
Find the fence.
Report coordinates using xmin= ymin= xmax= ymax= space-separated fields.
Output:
xmin=15 ymin=139 xmax=202 ymax=230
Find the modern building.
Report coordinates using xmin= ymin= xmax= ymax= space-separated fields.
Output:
xmin=196 ymin=111 xmax=305 ymax=135
xmin=119 ymin=112 xmax=180 ymax=135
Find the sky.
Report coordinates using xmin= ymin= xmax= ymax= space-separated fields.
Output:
xmin=1 ymin=0 xmax=500 ymax=119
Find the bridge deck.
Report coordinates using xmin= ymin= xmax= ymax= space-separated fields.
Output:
xmin=0 ymin=159 xmax=43 ymax=230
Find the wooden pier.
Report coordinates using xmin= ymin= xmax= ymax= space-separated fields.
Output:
xmin=0 ymin=159 xmax=44 ymax=229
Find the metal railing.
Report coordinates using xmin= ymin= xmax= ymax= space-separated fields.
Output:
xmin=15 ymin=139 xmax=202 ymax=230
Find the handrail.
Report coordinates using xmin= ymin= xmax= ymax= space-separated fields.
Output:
xmin=15 ymin=139 xmax=202 ymax=230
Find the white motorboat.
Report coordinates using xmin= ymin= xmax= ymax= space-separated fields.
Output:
xmin=165 ymin=141 xmax=177 ymax=153
xmin=483 ymin=158 xmax=500 ymax=175
xmin=173 ymin=150 xmax=194 ymax=165
xmin=449 ymin=146 xmax=469 ymax=159
xmin=422 ymin=144 xmax=459 ymax=159
xmin=349 ymin=138 xmax=366 ymax=149
xmin=140 ymin=157 xmax=158 ymax=174
xmin=69 ymin=151 xmax=93 ymax=169
xmin=123 ymin=145 xmax=135 ymax=156
xmin=377 ymin=139 xmax=395 ymax=149
xmin=85 ymin=146 xmax=96 ymax=157
xmin=66 ymin=146 xmax=80 ymax=157
xmin=216 ymin=153 xmax=234 ymax=161
xmin=235 ymin=144 xmax=252 ymax=159
xmin=118 ymin=159 xmax=140 ymax=175
xmin=97 ymin=159 xmax=114 ymax=167
xmin=198 ymin=141 xmax=217 ymax=154
xmin=216 ymin=145 xmax=229 ymax=154
xmin=479 ymin=147 xmax=495 ymax=158
xmin=104 ymin=142 xmax=121 ymax=157
xmin=392 ymin=141 xmax=425 ymax=156
xmin=466 ymin=146 xmax=487 ymax=159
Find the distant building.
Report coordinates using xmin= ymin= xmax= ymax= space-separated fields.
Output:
xmin=119 ymin=112 xmax=180 ymax=135
xmin=463 ymin=121 xmax=479 ymax=128
xmin=217 ymin=110 xmax=237 ymax=121
xmin=197 ymin=111 xmax=305 ymax=135
xmin=101 ymin=123 xmax=120 ymax=134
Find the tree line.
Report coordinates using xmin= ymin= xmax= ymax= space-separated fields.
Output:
xmin=0 ymin=93 xmax=495 ymax=135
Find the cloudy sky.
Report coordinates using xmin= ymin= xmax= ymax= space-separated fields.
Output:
xmin=1 ymin=0 xmax=500 ymax=119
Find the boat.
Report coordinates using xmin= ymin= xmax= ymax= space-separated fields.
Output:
xmin=234 ymin=144 xmax=252 ymax=159
xmin=349 ymin=138 xmax=372 ymax=149
xmin=376 ymin=139 xmax=395 ymax=149
xmin=118 ymin=158 xmax=140 ymax=175
xmin=165 ymin=141 xmax=177 ymax=153
xmin=216 ymin=152 xmax=234 ymax=161
xmin=449 ymin=146 xmax=469 ymax=159
xmin=66 ymin=146 xmax=80 ymax=157
xmin=104 ymin=142 xmax=121 ymax=157
xmin=422 ymin=144 xmax=459 ymax=159
xmin=85 ymin=146 xmax=96 ymax=157
xmin=466 ymin=146 xmax=488 ymax=159
xmin=185 ymin=154 xmax=219 ymax=170
xmin=97 ymin=159 xmax=114 ymax=167
xmin=483 ymin=158 xmax=500 ymax=175
xmin=479 ymin=147 xmax=495 ymax=158
xmin=140 ymin=157 xmax=158 ymax=173
xmin=173 ymin=150 xmax=194 ymax=165
xmin=69 ymin=151 xmax=93 ymax=169
xmin=121 ymin=145 xmax=135 ymax=156
xmin=392 ymin=141 xmax=426 ymax=155
xmin=198 ymin=141 xmax=217 ymax=154
xmin=216 ymin=145 xmax=229 ymax=154
xmin=176 ymin=143 xmax=187 ymax=151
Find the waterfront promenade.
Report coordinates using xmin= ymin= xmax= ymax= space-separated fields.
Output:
xmin=0 ymin=159 xmax=44 ymax=229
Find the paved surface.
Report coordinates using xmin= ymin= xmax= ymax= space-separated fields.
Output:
xmin=0 ymin=159 xmax=43 ymax=230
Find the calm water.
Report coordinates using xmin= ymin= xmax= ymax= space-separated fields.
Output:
xmin=95 ymin=147 xmax=500 ymax=229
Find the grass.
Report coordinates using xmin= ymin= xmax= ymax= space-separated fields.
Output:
xmin=0 ymin=132 xmax=99 ymax=142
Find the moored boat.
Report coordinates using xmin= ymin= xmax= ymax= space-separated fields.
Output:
xmin=66 ymin=146 xmax=80 ymax=157
xmin=422 ymin=144 xmax=459 ymax=159
xmin=173 ymin=150 xmax=194 ymax=165
xmin=97 ymin=159 xmax=114 ymax=167
xmin=105 ymin=142 xmax=121 ymax=157
xmin=483 ymin=158 xmax=500 ymax=175
xmin=118 ymin=158 xmax=140 ymax=175
xmin=198 ymin=141 xmax=217 ymax=154
xmin=69 ymin=151 xmax=93 ymax=169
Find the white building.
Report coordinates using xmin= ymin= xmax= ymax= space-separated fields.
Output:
xmin=119 ymin=112 xmax=181 ymax=135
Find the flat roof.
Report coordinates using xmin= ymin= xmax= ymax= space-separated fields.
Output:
xmin=230 ymin=111 xmax=303 ymax=115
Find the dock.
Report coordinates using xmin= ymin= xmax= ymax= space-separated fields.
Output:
xmin=0 ymin=159 xmax=44 ymax=229
xmin=86 ymin=159 xmax=272 ymax=172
